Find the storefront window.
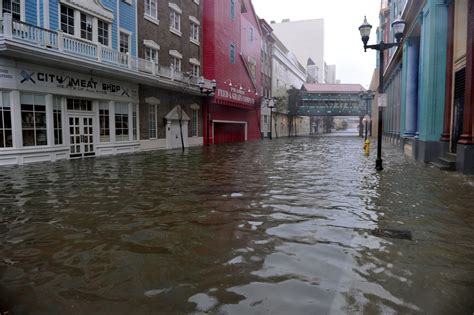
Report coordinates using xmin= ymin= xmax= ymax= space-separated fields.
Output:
xmin=191 ymin=109 xmax=198 ymax=137
xmin=53 ymin=96 xmax=63 ymax=145
xmin=148 ymin=104 xmax=157 ymax=139
xmin=67 ymin=98 xmax=92 ymax=111
xmin=21 ymin=93 xmax=47 ymax=147
xmin=115 ymin=103 xmax=129 ymax=142
xmin=99 ymin=102 xmax=110 ymax=142
xmin=0 ymin=92 xmax=12 ymax=148
xmin=132 ymin=104 xmax=138 ymax=141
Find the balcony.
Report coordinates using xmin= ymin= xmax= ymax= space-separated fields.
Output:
xmin=0 ymin=13 xmax=208 ymax=91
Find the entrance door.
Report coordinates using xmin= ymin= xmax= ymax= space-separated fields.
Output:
xmin=69 ymin=115 xmax=95 ymax=158
xmin=451 ymin=68 xmax=466 ymax=153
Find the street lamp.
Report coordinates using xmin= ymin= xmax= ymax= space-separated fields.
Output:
xmin=359 ymin=15 xmax=406 ymax=171
xmin=198 ymin=78 xmax=217 ymax=146
xmin=267 ymin=98 xmax=275 ymax=140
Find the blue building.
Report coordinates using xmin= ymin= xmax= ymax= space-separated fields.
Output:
xmin=0 ymin=0 xmax=209 ymax=166
xmin=376 ymin=0 xmax=474 ymax=174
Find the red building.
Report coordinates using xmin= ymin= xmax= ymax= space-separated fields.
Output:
xmin=202 ymin=0 xmax=263 ymax=145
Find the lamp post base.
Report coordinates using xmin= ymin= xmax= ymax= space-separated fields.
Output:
xmin=375 ymin=159 xmax=383 ymax=171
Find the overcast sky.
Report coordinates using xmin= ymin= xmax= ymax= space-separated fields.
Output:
xmin=252 ymin=0 xmax=381 ymax=88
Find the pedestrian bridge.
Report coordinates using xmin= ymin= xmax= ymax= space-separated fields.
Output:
xmin=297 ymin=84 xmax=367 ymax=117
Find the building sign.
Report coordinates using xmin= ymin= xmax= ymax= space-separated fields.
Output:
xmin=0 ymin=64 xmax=138 ymax=101
xmin=378 ymin=94 xmax=387 ymax=107
xmin=217 ymin=87 xmax=256 ymax=105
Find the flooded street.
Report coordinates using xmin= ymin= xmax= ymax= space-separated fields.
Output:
xmin=1 ymin=137 xmax=474 ymax=314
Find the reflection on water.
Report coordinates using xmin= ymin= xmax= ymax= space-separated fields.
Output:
xmin=1 ymin=137 xmax=474 ymax=314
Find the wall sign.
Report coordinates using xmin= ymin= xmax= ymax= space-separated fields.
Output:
xmin=217 ymin=86 xmax=256 ymax=105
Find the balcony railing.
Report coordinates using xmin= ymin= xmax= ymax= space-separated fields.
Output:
xmin=1 ymin=13 xmax=210 ymax=88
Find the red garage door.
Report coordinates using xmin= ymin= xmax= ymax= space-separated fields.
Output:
xmin=214 ymin=122 xmax=246 ymax=144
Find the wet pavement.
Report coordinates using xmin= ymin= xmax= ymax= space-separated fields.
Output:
xmin=1 ymin=136 xmax=474 ymax=314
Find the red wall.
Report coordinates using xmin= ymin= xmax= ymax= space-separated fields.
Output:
xmin=202 ymin=0 xmax=263 ymax=145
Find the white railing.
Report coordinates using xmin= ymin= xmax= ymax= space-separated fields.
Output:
xmin=101 ymin=45 xmax=129 ymax=68
xmin=137 ymin=58 xmax=156 ymax=74
xmin=12 ymin=19 xmax=57 ymax=49
xmin=1 ymin=13 xmax=215 ymax=90
xmin=62 ymin=33 xmax=97 ymax=59
xmin=158 ymin=65 xmax=172 ymax=79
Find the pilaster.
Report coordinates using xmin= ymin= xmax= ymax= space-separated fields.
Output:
xmin=441 ymin=0 xmax=455 ymax=142
xmin=417 ymin=0 xmax=449 ymax=143
xmin=404 ymin=37 xmax=420 ymax=137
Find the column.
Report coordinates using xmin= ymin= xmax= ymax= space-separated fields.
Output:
xmin=459 ymin=0 xmax=474 ymax=144
xmin=404 ymin=37 xmax=420 ymax=137
xmin=10 ymin=90 xmax=22 ymax=148
xmin=45 ymin=94 xmax=54 ymax=147
xmin=441 ymin=1 xmax=455 ymax=142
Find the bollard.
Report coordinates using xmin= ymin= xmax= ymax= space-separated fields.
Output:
xmin=364 ymin=139 xmax=370 ymax=156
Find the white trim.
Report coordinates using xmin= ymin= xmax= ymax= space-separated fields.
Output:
xmin=59 ymin=0 xmax=114 ymax=22
xmin=168 ymin=2 xmax=182 ymax=14
xmin=189 ymin=58 xmax=200 ymax=66
xmin=21 ymin=0 xmax=26 ymax=22
xmin=144 ymin=14 xmax=160 ymax=26
xmin=144 ymin=39 xmax=160 ymax=50
xmin=170 ymin=28 xmax=182 ymax=37
xmin=189 ymin=16 xmax=200 ymax=25
xmin=169 ymin=50 xmax=182 ymax=59
xmin=43 ymin=0 xmax=50 ymax=30
xmin=145 ymin=97 xmax=160 ymax=105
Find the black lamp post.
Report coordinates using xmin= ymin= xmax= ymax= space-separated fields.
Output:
xmin=267 ymin=99 xmax=275 ymax=140
xmin=359 ymin=15 xmax=406 ymax=171
xmin=198 ymin=78 xmax=217 ymax=146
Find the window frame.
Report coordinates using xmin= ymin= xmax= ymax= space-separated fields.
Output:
xmin=145 ymin=0 xmax=158 ymax=21
xmin=190 ymin=21 xmax=199 ymax=44
xmin=0 ymin=91 xmax=12 ymax=149
xmin=148 ymin=104 xmax=157 ymax=139
xmin=21 ymin=93 xmax=48 ymax=147
xmin=119 ymin=31 xmax=131 ymax=55
xmin=60 ymin=4 xmax=75 ymax=36
xmin=99 ymin=102 xmax=110 ymax=143
xmin=97 ymin=19 xmax=110 ymax=46
xmin=169 ymin=8 xmax=181 ymax=36
xmin=230 ymin=44 xmax=236 ymax=64
xmin=2 ymin=0 xmax=21 ymax=21
xmin=80 ymin=12 xmax=93 ymax=41
xmin=115 ymin=102 xmax=129 ymax=142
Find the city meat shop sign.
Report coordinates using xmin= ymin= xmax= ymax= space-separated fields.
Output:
xmin=0 ymin=64 xmax=138 ymax=101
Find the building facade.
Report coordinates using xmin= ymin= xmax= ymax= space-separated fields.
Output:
xmin=377 ymin=0 xmax=474 ymax=174
xmin=0 ymin=0 xmax=142 ymax=166
xmin=259 ymin=18 xmax=274 ymax=138
xmin=202 ymin=0 xmax=262 ymax=145
xmin=271 ymin=35 xmax=309 ymax=138
xmin=271 ymin=18 xmax=325 ymax=83
xmin=136 ymin=0 xmax=204 ymax=151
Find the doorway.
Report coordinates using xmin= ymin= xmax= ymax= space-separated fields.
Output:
xmin=451 ymin=68 xmax=465 ymax=153
xmin=69 ymin=115 xmax=95 ymax=158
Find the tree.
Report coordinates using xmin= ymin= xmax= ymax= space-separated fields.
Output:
xmin=287 ymin=86 xmax=302 ymax=137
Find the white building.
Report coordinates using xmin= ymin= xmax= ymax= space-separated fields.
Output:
xmin=271 ymin=19 xmax=325 ymax=83
xmin=325 ymin=64 xmax=337 ymax=84
xmin=270 ymin=36 xmax=310 ymax=137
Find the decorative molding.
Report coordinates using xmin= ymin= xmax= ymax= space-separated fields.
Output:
xmin=60 ymin=0 xmax=114 ymax=21
xmin=144 ymin=40 xmax=160 ymax=50
xmin=189 ymin=58 xmax=200 ymax=66
xmin=168 ymin=2 xmax=182 ymax=14
xmin=169 ymin=50 xmax=183 ymax=59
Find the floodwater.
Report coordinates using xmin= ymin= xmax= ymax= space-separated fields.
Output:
xmin=1 ymin=137 xmax=474 ymax=314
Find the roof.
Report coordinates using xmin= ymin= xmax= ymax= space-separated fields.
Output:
xmin=303 ymin=83 xmax=366 ymax=93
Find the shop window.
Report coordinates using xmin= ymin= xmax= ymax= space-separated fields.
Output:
xmin=115 ymin=103 xmax=129 ymax=141
xmin=98 ymin=20 xmax=110 ymax=46
xmin=60 ymin=5 xmax=75 ymax=35
xmin=67 ymin=98 xmax=92 ymax=111
xmin=99 ymin=102 xmax=110 ymax=142
xmin=2 ymin=0 xmax=21 ymax=21
xmin=21 ymin=93 xmax=47 ymax=147
xmin=53 ymin=96 xmax=63 ymax=145
xmin=80 ymin=13 xmax=93 ymax=41
xmin=132 ymin=104 xmax=138 ymax=141
xmin=148 ymin=104 xmax=157 ymax=139
xmin=0 ymin=92 xmax=12 ymax=148
xmin=191 ymin=109 xmax=198 ymax=137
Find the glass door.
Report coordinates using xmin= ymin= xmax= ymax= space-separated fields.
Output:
xmin=69 ymin=115 xmax=95 ymax=158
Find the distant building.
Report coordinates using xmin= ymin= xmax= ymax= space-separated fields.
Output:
xmin=271 ymin=18 xmax=325 ymax=83
xmin=307 ymin=58 xmax=319 ymax=84
xmin=259 ymin=18 xmax=274 ymax=138
xmin=324 ymin=63 xmax=337 ymax=84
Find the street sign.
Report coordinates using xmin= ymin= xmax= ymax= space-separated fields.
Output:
xmin=378 ymin=94 xmax=387 ymax=107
